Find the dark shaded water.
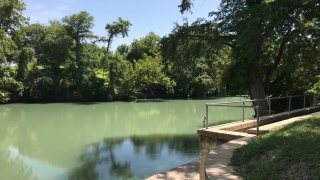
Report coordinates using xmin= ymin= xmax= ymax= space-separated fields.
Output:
xmin=0 ymin=98 xmax=253 ymax=179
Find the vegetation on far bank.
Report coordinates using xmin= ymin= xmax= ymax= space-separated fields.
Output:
xmin=232 ymin=115 xmax=320 ymax=180
xmin=1 ymin=0 xmax=320 ymax=103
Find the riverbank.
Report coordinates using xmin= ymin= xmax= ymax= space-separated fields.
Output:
xmin=0 ymin=95 xmax=245 ymax=104
xmin=232 ymin=114 xmax=320 ymax=179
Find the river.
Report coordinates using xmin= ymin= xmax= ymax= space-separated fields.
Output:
xmin=0 ymin=97 xmax=253 ymax=180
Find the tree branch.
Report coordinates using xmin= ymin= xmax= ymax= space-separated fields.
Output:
xmin=264 ymin=29 xmax=292 ymax=85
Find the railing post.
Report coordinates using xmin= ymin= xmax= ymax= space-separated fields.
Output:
xmin=268 ymin=98 xmax=271 ymax=115
xmin=303 ymin=95 xmax=306 ymax=108
xmin=288 ymin=97 xmax=292 ymax=111
xmin=205 ymin=104 xmax=208 ymax=129
xmin=242 ymin=101 xmax=245 ymax=122
xmin=256 ymin=107 xmax=260 ymax=136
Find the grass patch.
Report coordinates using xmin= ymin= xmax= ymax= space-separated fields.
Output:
xmin=231 ymin=114 xmax=320 ymax=180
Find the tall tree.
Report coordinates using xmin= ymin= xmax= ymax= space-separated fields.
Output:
xmin=0 ymin=0 xmax=27 ymax=34
xmin=105 ymin=18 xmax=131 ymax=53
xmin=62 ymin=11 xmax=94 ymax=69
xmin=62 ymin=11 xmax=94 ymax=97
xmin=161 ymin=20 xmax=229 ymax=97
xmin=0 ymin=0 xmax=27 ymax=102
xmin=104 ymin=18 xmax=131 ymax=96
xmin=0 ymin=0 xmax=28 ymax=64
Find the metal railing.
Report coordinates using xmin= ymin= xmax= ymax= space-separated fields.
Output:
xmin=243 ymin=94 xmax=315 ymax=115
xmin=204 ymin=102 xmax=260 ymax=135
xmin=204 ymin=94 xmax=318 ymax=136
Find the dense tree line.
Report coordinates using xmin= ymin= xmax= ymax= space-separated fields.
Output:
xmin=178 ymin=0 xmax=320 ymax=109
xmin=1 ymin=0 xmax=320 ymax=103
xmin=0 ymin=1 xmax=176 ymax=102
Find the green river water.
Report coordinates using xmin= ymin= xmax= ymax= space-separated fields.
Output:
xmin=0 ymin=97 xmax=254 ymax=180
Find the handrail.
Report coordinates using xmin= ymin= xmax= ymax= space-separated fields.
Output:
xmin=244 ymin=94 xmax=314 ymax=114
xmin=244 ymin=94 xmax=309 ymax=102
xmin=204 ymin=94 xmax=318 ymax=136
xmin=206 ymin=101 xmax=244 ymax=105
xmin=204 ymin=103 xmax=260 ymax=135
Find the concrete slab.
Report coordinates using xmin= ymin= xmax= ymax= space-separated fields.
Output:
xmin=205 ymin=137 xmax=252 ymax=180
xmin=146 ymin=161 xmax=199 ymax=180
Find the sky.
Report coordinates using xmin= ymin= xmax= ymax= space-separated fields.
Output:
xmin=23 ymin=0 xmax=220 ymax=50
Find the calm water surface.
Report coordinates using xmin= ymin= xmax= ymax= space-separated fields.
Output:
xmin=0 ymin=98 xmax=254 ymax=180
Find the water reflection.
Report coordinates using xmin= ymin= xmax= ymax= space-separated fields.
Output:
xmin=69 ymin=135 xmax=199 ymax=180
xmin=0 ymin=147 xmax=35 ymax=180
xmin=1 ymin=145 xmax=68 ymax=180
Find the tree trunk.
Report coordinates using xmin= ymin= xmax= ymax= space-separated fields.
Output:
xmin=75 ymin=39 xmax=82 ymax=66
xmin=74 ymin=40 xmax=84 ymax=95
xmin=109 ymin=62 xmax=115 ymax=97
xmin=106 ymin=35 xmax=115 ymax=99
xmin=249 ymin=66 xmax=267 ymax=116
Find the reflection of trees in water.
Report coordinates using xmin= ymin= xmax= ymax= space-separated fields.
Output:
xmin=130 ymin=135 xmax=198 ymax=160
xmin=69 ymin=138 xmax=132 ymax=180
xmin=69 ymin=135 xmax=198 ymax=179
xmin=0 ymin=107 xmax=35 ymax=180
xmin=0 ymin=149 xmax=35 ymax=180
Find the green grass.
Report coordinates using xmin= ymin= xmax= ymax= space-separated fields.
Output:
xmin=231 ymin=115 xmax=320 ymax=180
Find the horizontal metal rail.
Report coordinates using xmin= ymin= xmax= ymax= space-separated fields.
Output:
xmin=244 ymin=94 xmax=313 ymax=102
xmin=243 ymin=94 xmax=315 ymax=114
xmin=203 ymin=94 xmax=318 ymax=136
xmin=206 ymin=101 xmax=245 ymax=105
xmin=204 ymin=103 xmax=260 ymax=135
xmin=206 ymin=104 xmax=258 ymax=108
